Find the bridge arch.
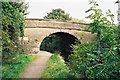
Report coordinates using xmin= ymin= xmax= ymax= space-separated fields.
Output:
xmin=39 ymin=32 xmax=78 ymax=61
xmin=40 ymin=31 xmax=78 ymax=49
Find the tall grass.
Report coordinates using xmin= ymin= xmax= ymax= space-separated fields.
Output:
xmin=41 ymin=52 xmax=75 ymax=78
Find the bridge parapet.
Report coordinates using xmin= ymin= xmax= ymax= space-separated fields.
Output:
xmin=25 ymin=18 xmax=89 ymax=31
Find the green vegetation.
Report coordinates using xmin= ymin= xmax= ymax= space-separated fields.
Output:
xmin=40 ymin=35 xmax=63 ymax=53
xmin=1 ymin=0 xmax=119 ymax=79
xmin=1 ymin=1 xmax=32 ymax=79
xmin=69 ymin=0 xmax=119 ymax=79
xmin=44 ymin=8 xmax=87 ymax=23
xmin=42 ymin=1 xmax=119 ymax=78
xmin=71 ymin=18 xmax=86 ymax=23
xmin=44 ymin=8 xmax=72 ymax=21
xmin=41 ymin=52 xmax=74 ymax=78
xmin=2 ymin=54 xmax=40 ymax=78
xmin=2 ymin=1 xmax=28 ymax=64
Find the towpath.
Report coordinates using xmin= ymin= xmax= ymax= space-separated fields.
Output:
xmin=19 ymin=51 xmax=52 ymax=78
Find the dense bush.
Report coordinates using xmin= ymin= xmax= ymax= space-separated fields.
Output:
xmin=69 ymin=0 xmax=119 ymax=79
xmin=2 ymin=2 xmax=28 ymax=64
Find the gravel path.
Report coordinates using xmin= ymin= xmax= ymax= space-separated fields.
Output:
xmin=19 ymin=51 xmax=52 ymax=78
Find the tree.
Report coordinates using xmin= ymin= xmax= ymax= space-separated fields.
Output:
xmin=44 ymin=8 xmax=72 ymax=21
xmin=9 ymin=1 xmax=29 ymax=17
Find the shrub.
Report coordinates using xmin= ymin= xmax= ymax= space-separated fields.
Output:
xmin=69 ymin=0 xmax=119 ymax=79
xmin=2 ymin=1 xmax=28 ymax=64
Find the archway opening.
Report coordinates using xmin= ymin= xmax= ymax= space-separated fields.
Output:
xmin=40 ymin=32 xmax=79 ymax=61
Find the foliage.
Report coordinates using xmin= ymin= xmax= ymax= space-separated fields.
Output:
xmin=41 ymin=52 xmax=75 ymax=78
xmin=2 ymin=2 xmax=28 ymax=63
xmin=40 ymin=35 xmax=63 ymax=53
xmin=9 ymin=1 xmax=29 ymax=36
xmin=2 ymin=54 xmax=40 ymax=78
xmin=44 ymin=8 xmax=72 ymax=21
xmin=9 ymin=1 xmax=29 ymax=17
xmin=69 ymin=0 xmax=119 ymax=79
xmin=71 ymin=18 xmax=86 ymax=23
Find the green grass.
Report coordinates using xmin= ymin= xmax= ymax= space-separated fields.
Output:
xmin=41 ymin=53 xmax=75 ymax=78
xmin=2 ymin=53 xmax=40 ymax=78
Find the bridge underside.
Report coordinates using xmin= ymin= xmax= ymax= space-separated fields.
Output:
xmin=40 ymin=32 xmax=78 ymax=61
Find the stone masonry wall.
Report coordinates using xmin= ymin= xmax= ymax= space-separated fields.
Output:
xmin=25 ymin=18 xmax=89 ymax=31
xmin=23 ymin=18 xmax=96 ymax=54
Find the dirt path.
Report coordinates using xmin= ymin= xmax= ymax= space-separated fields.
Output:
xmin=19 ymin=51 xmax=52 ymax=78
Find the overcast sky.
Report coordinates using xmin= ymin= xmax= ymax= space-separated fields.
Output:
xmin=25 ymin=0 xmax=118 ymax=24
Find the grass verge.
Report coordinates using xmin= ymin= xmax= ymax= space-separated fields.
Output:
xmin=41 ymin=52 xmax=75 ymax=78
xmin=2 ymin=53 xmax=40 ymax=78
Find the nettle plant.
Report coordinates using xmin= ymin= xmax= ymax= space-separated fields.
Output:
xmin=69 ymin=0 xmax=119 ymax=78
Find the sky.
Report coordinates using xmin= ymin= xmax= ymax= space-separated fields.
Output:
xmin=25 ymin=0 xmax=118 ymax=24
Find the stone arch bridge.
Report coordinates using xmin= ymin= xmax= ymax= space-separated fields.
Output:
xmin=22 ymin=18 xmax=96 ymax=54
